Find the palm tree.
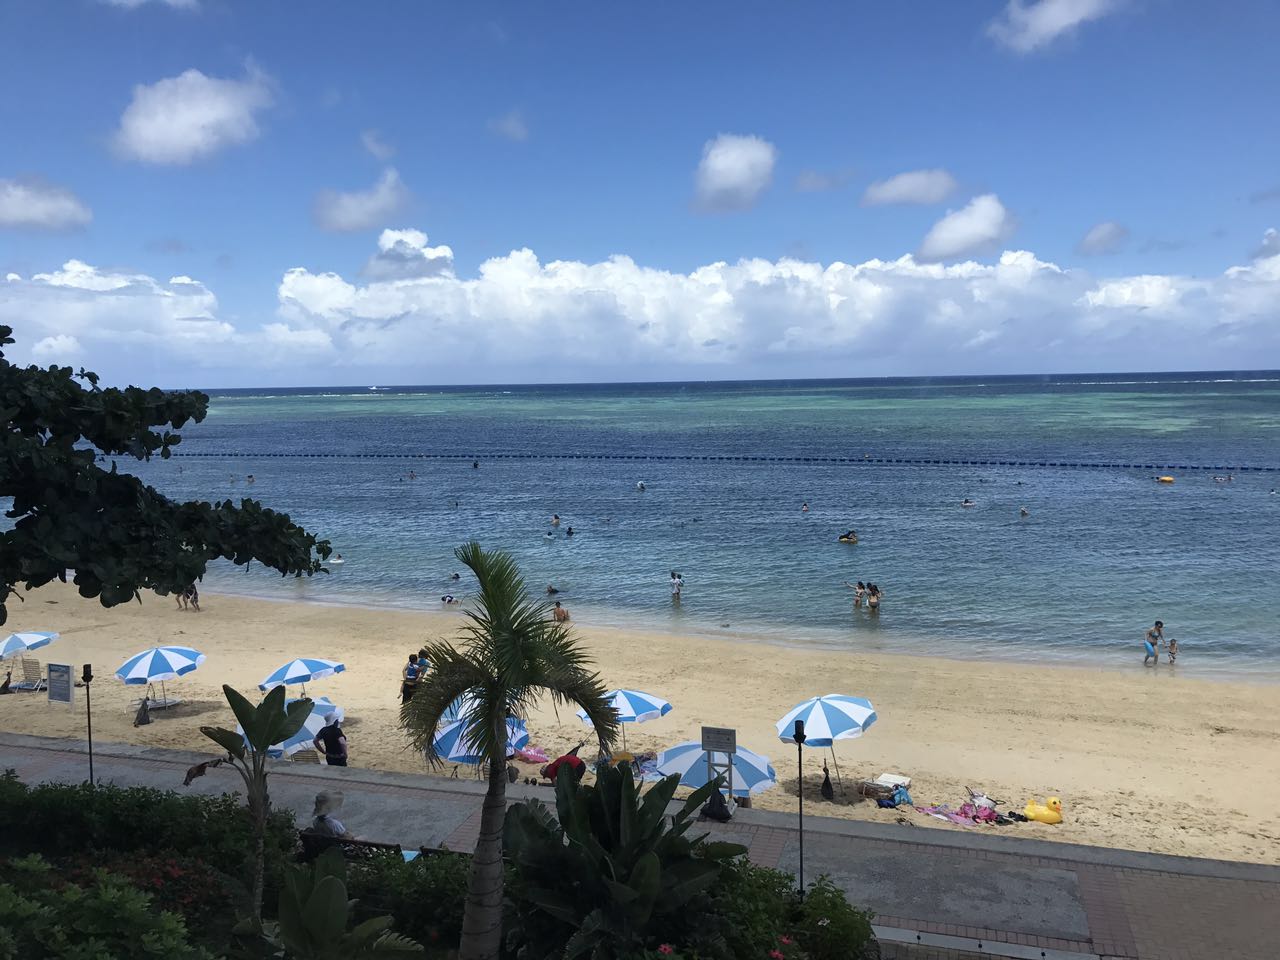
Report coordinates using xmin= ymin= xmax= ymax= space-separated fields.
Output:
xmin=401 ymin=542 xmax=620 ymax=960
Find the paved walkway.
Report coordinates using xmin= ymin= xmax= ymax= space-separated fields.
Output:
xmin=4 ymin=732 xmax=1277 ymax=960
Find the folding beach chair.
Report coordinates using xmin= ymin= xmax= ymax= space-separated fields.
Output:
xmin=13 ymin=658 xmax=46 ymax=692
xmin=290 ymin=749 xmax=323 ymax=764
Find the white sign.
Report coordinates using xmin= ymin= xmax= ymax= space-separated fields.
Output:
xmin=700 ymin=725 xmax=736 ymax=754
xmin=47 ymin=663 xmax=74 ymax=707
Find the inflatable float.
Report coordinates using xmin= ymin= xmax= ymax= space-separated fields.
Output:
xmin=1156 ymin=476 xmax=1175 ymax=484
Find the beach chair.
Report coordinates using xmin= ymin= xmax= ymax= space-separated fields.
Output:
xmin=12 ymin=658 xmax=46 ymax=692
xmin=290 ymin=749 xmax=323 ymax=764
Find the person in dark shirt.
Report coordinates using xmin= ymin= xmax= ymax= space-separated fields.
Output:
xmin=314 ymin=713 xmax=348 ymax=766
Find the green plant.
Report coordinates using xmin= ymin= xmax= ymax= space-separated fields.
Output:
xmin=0 ymin=776 xmax=296 ymax=881
xmin=200 ymin=683 xmax=313 ymax=921
xmin=234 ymin=848 xmax=422 ymax=959
xmin=0 ymin=854 xmax=212 ymax=959
xmin=794 ymin=876 xmax=874 ymax=960
xmin=0 ymin=324 xmax=328 ymax=626
xmin=400 ymin=542 xmax=621 ymax=960
xmin=347 ymin=851 xmax=471 ymax=950
xmin=503 ymin=764 xmax=747 ymax=959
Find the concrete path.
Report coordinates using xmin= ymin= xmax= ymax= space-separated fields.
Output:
xmin=3 ymin=732 xmax=1277 ymax=960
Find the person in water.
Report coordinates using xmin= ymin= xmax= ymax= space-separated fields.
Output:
xmin=1019 ymin=507 xmax=1030 ymax=518
xmin=552 ymin=601 xmax=570 ymax=623
xmin=961 ymin=498 xmax=975 ymax=507
xmin=636 ymin=481 xmax=646 ymax=491
xmin=840 ymin=530 xmax=858 ymax=542
xmin=441 ymin=595 xmax=458 ymax=604
xmin=670 ymin=571 xmax=684 ymax=602
xmin=566 ymin=526 xmax=575 ymax=537
xmin=867 ymin=584 xmax=881 ymax=611
xmin=1144 ymin=620 xmax=1164 ymax=666
xmin=546 ymin=584 xmax=560 ymax=595
xmin=551 ymin=514 xmax=561 ymax=527
xmin=450 ymin=572 xmax=460 ymax=580
xmin=801 ymin=501 xmax=809 ymax=513
xmin=844 ymin=580 xmax=866 ymax=608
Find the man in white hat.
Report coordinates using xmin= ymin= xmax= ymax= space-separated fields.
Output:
xmin=313 ymin=712 xmax=348 ymax=766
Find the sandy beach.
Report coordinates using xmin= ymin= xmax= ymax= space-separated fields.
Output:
xmin=2 ymin=581 xmax=1277 ymax=865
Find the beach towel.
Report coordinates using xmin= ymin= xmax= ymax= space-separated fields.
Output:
xmin=915 ymin=804 xmax=977 ymax=827
xmin=515 ymin=746 xmax=549 ymax=764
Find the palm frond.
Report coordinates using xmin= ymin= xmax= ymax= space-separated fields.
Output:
xmin=399 ymin=640 xmax=491 ymax=760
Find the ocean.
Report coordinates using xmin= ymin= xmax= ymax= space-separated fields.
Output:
xmin=132 ymin=374 xmax=1280 ymax=678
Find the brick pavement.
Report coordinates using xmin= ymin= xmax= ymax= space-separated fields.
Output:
xmin=3 ymin=732 xmax=1277 ymax=960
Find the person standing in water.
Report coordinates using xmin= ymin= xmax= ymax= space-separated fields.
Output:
xmin=866 ymin=584 xmax=881 ymax=612
xmin=552 ymin=601 xmax=570 ymax=623
xmin=801 ymin=501 xmax=809 ymax=513
xmin=844 ymin=581 xmax=866 ymax=608
xmin=1144 ymin=620 xmax=1164 ymax=666
xmin=670 ymin=571 xmax=684 ymax=603
xmin=551 ymin=514 xmax=561 ymax=527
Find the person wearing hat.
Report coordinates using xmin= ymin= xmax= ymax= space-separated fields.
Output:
xmin=313 ymin=713 xmax=348 ymax=766
xmin=311 ymin=791 xmax=354 ymax=839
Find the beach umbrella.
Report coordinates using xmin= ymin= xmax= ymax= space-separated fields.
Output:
xmin=576 ymin=689 xmax=672 ymax=750
xmin=0 ymin=631 xmax=58 ymax=660
xmin=431 ymin=717 xmax=530 ymax=765
xmin=258 ymin=657 xmax=345 ymax=694
xmin=236 ymin=696 xmax=344 ymax=759
xmin=115 ymin=645 xmax=205 ymax=707
xmin=657 ymin=741 xmax=777 ymax=798
xmin=776 ymin=694 xmax=877 ymax=790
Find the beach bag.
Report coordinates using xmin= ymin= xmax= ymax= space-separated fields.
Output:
xmin=820 ymin=769 xmax=835 ymax=801
xmin=701 ymin=790 xmax=732 ymax=822
xmin=891 ymin=785 xmax=913 ymax=807
xmin=133 ymin=697 xmax=152 ymax=727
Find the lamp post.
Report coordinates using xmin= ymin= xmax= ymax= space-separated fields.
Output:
xmin=794 ymin=718 xmax=806 ymax=896
xmin=82 ymin=663 xmax=95 ymax=785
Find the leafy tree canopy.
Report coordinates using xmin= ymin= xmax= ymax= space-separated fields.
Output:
xmin=0 ymin=324 xmax=328 ymax=624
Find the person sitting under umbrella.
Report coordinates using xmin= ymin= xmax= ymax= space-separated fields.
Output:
xmin=313 ymin=712 xmax=348 ymax=767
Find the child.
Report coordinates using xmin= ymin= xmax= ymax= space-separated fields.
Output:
xmin=1166 ymin=637 xmax=1178 ymax=664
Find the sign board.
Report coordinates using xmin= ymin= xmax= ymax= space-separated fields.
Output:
xmin=47 ymin=663 xmax=74 ymax=706
xmin=700 ymin=725 xmax=736 ymax=754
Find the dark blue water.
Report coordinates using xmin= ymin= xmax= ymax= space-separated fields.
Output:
xmin=130 ymin=373 xmax=1280 ymax=677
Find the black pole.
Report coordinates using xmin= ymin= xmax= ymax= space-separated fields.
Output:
xmin=82 ymin=663 xmax=95 ymax=786
xmin=794 ymin=719 xmax=806 ymax=896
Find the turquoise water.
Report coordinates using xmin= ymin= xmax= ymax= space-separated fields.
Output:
xmin=131 ymin=374 xmax=1280 ymax=677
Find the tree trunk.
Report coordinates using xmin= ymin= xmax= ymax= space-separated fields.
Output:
xmin=457 ymin=734 xmax=510 ymax=959
xmin=250 ymin=760 xmax=268 ymax=922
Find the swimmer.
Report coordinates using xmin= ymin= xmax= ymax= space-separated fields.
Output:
xmin=1212 ymin=475 xmax=1233 ymax=483
xmin=961 ymin=498 xmax=975 ymax=507
xmin=1019 ymin=507 xmax=1030 ymax=518
xmin=866 ymin=583 xmax=882 ymax=611
xmin=441 ymin=595 xmax=459 ymax=604
xmin=247 ymin=474 xmax=255 ymax=484
xmin=450 ymin=572 xmax=461 ymax=581
xmin=566 ymin=526 xmax=575 ymax=537
xmin=636 ymin=481 xmax=646 ymax=491
xmin=546 ymin=584 xmax=560 ymax=595
xmin=544 ymin=531 xmax=554 ymax=540
xmin=801 ymin=501 xmax=809 ymax=513
xmin=330 ymin=553 xmax=344 ymax=565
xmin=551 ymin=514 xmax=561 ymax=527
xmin=552 ymin=601 xmax=570 ymax=623
xmin=472 ymin=461 xmax=479 ymax=469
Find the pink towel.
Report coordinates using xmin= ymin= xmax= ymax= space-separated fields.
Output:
xmin=515 ymin=746 xmax=549 ymax=764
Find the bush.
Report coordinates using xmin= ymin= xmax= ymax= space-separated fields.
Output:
xmin=345 ymin=851 xmax=470 ymax=951
xmin=794 ymin=876 xmax=874 ymax=960
xmin=0 ymin=854 xmax=212 ymax=960
xmin=0 ymin=772 xmax=296 ymax=879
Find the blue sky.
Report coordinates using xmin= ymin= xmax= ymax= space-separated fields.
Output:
xmin=2 ymin=0 xmax=1278 ymax=386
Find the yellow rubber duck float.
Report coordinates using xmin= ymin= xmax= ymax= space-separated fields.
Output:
xmin=1024 ymin=797 xmax=1063 ymax=824
xmin=1156 ymin=476 xmax=1175 ymax=484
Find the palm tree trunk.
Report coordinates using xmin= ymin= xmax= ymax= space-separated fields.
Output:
xmin=458 ymin=739 xmax=510 ymax=959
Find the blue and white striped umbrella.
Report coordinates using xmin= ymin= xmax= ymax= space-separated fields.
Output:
xmin=0 ymin=631 xmax=58 ymax=660
xmin=236 ymin=696 xmax=345 ymax=759
xmin=115 ymin=646 xmax=206 ymax=684
xmin=442 ymin=693 xmax=480 ymax=722
xmin=657 ymin=741 xmax=777 ymax=797
xmin=776 ymin=695 xmax=877 ymax=747
xmin=258 ymin=658 xmax=346 ymax=691
xmin=576 ymin=689 xmax=673 ymax=726
xmin=431 ymin=717 xmax=530 ymax=764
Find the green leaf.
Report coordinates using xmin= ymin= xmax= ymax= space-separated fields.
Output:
xmin=273 ymin=695 xmax=314 ymax=747
xmin=304 ymin=874 xmax=350 ymax=943
xmin=522 ymin=885 xmax=581 ymax=925
xmin=224 ymin=685 xmax=265 ymax=749
xmin=698 ymin=840 xmax=748 ymax=861
xmin=200 ymin=725 xmax=246 ymax=760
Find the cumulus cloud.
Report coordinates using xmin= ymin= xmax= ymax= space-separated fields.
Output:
xmin=361 ymin=129 xmax=394 ymax=161
xmin=1077 ymin=221 xmax=1129 ymax=255
xmin=5 ymin=237 xmax=1279 ymax=383
xmin=695 ymin=134 xmax=777 ymax=212
xmin=313 ymin=169 xmax=411 ymax=233
xmin=31 ymin=334 xmax=83 ymax=360
xmin=0 ymin=178 xmax=92 ymax=229
xmin=988 ymin=0 xmax=1117 ymax=53
xmin=114 ymin=66 xmax=273 ymax=164
xmin=795 ymin=168 xmax=857 ymax=193
xmin=488 ymin=110 xmax=529 ymax=142
xmin=862 ymin=169 xmax=957 ymax=206
xmin=918 ymin=195 xmax=1015 ymax=261
xmin=1254 ymin=228 xmax=1280 ymax=260
xmin=362 ymin=228 xmax=455 ymax=280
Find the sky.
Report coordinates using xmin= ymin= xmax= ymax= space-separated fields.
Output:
xmin=1 ymin=0 xmax=1279 ymax=387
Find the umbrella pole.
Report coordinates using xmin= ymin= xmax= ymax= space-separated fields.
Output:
xmin=161 ymin=679 xmax=168 ymax=707
xmin=829 ymin=746 xmax=845 ymax=793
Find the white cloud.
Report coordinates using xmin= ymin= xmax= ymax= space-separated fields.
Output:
xmin=918 ymin=195 xmax=1015 ymax=261
xmin=1254 ymin=228 xmax=1279 ymax=260
xmin=488 ymin=110 xmax=529 ymax=142
xmin=1077 ymin=221 xmax=1129 ymax=255
xmin=0 ymin=178 xmax=92 ymax=229
xmin=695 ymin=134 xmax=777 ymax=212
xmin=31 ymin=334 xmax=82 ymax=360
xmin=862 ymin=169 xmax=958 ymax=206
xmin=4 ymin=240 xmax=1279 ymax=384
xmin=988 ymin=0 xmax=1118 ymax=54
xmin=795 ymin=168 xmax=857 ymax=193
xmin=361 ymin=130 xmax=394 ymax=161
xmin=113 ymin=66 xmax=273 ymax=165
xmin=362 ymin=228 xmax=455 ymax=280
xmin=313 ymin=169 xmax=411 ymax=233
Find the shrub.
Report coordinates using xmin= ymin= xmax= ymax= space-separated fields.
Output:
xmin=794 ymin=876 xmax=874 ymax=960
xmin=0 ymin=775 xmax=296 ymax=880
xmin=0 ymin=853 xmax=212 ymax=960
xmin=346 ymin=850 xmax=470 ymax=950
